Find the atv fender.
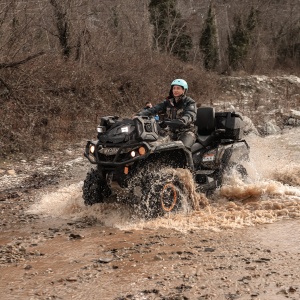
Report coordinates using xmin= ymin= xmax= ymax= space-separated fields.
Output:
xmin=154 ymin=141 xmax=194 ymax=169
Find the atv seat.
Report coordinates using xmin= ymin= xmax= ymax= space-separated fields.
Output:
xmin=191 ymin=107 xmax=216 ymax=153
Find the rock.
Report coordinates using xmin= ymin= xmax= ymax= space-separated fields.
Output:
xmin=0 ymin=192 xmax=7 ymax=201
xmin=24 ymin=265 xmax=32 ymax=270
xmin=7 ymin=169 xmax=16 ymax=176
xmin=66 ymin=277 xmax=77 ymax=282
xmin=290 ymin=109 xmax=300 ymax=120
xmin=97 ymin=257 xmax=113 ymax=263
xmin=64 ymin=150 xmax=73 ymax=156
xmin=288 ymin=118 xmax=300 ymax=128
xmin=69 ymin=233 xmax=84 ymax=240
xmin=243 ymin=115 xmax=259 ymax=135
xmin=288 ymin=286 xmax=298 ymax=293
xmin=264 ymin=121 xmax=281 ymax=135
xmin=154 ymin=255 xmax=163 ymax=261
xmin=204 ymin=247 xmax=215 ymax=252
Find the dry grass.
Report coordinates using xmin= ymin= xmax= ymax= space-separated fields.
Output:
xmin=0 ymin=51 xmax=299 ymax=159
xmin=0 ymin=52 xmax=215 ymax=158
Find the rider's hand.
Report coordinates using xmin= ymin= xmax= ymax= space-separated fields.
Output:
xmin=159 ymin=121 xmax=168 ymax=129
xmin=168 ymin=119 xmax=185 ymax=128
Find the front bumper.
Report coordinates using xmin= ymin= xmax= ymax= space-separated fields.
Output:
xmin=84 ymin=140 xmax=152 ymax=167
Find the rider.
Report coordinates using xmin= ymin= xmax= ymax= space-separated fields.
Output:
xmin=137 ymin=79 xmax=197 ymax=149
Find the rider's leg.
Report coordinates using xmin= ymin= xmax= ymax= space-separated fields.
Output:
xmin=178 ymin=131 xmax=196 ymax=149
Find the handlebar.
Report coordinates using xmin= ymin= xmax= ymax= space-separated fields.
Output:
xmin=159 ymin=119 xmax=185 ymax=129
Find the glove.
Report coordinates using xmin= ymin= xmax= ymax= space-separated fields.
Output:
xmin=159 ymin=121 xmax=168 ymax=129
xmin=168 ymin=119 xmax=185 ymax=129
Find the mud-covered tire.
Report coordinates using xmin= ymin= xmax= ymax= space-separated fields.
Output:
xmin=82 ymin=168 xmax=111 ymax=206
xmin=138 ymin=170 xmax=185 ymax=219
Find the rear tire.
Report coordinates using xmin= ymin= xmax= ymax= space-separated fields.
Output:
xmin=82 ymin=168 xmax=111 ymax=205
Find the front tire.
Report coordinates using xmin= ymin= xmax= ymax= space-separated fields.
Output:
xmin=138 ymin=169 xmax=185 ymax=219
xmin=82 ymin=168 xmax=111 ymax=205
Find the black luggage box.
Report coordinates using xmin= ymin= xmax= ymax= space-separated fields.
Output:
xmin=215 ymin=112 xmax=244 ymax=140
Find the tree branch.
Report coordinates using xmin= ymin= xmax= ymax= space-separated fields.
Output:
xmin=0 ymin=51 xmax=45 ymax=69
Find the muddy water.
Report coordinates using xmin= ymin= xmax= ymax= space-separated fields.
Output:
xmin=29 ymin=128 xmax=300 ymax=231
xmin=1 ymin=128 xmax=300 ymax=300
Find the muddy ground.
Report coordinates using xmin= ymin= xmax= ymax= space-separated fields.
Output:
xmin=1 ymin=131 xmax=300 ymax=300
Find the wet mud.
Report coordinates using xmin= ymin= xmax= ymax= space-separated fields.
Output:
xmin=0 ymin=129 xmax=300 ymax=300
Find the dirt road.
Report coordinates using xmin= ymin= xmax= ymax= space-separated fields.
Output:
xmin=1 ymin=130 xmax=300 ymax=300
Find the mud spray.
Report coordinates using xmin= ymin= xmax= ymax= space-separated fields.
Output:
xmin=28 ymin=128 xmax=300 ymax=231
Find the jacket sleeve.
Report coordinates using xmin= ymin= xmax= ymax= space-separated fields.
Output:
xmin=137 ymin=100 xmax=167 ymax=116
xmin=181 ymin=98 xmax=197 ymax=125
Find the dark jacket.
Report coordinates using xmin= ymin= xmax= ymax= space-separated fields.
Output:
xmin=138 ymin=95 xmax=197 ymax=126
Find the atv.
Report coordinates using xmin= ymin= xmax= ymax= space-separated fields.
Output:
xmin=83 ymin=107 xmax=250 ymax=218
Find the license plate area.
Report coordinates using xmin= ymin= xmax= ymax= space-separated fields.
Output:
xmin=202 ymin=153 xmax=215 ymax=162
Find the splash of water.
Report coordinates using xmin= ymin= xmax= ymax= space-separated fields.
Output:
xmin=28 ymin=182 xmax=133 ymax=226
xmin=28 ymin=182 xmax=85 ymax=218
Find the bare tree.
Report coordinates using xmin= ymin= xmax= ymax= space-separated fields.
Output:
xmin=49 ymin=0 xmax=72 ymax=58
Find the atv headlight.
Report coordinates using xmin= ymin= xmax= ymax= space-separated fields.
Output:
xmin=121 ymin=126 xmax=129 ymax=133
xmin=97 ymin=126 xmax=106 ymax=133
xmin=90 ymin=145 xmax=95 ymax=154
xmin=130 ymin=150 xmax=136 ymax=157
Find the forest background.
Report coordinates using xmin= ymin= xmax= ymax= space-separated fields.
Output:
xmin=0 ymin=0 xmax=300 ymax=158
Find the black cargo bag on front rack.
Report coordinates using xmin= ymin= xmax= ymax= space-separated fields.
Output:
xmin=215 ymin=112 xmax=244 ymax=140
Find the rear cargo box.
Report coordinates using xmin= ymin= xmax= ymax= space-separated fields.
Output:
xmin=215 ymin=112 xmax=244 ymax=140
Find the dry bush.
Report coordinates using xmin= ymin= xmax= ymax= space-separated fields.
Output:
xmin=0 ymin=50 xmax=219 ymax=159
